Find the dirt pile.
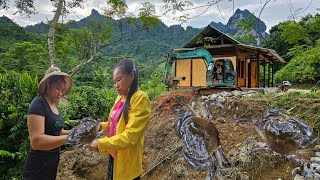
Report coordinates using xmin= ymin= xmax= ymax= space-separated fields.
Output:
xmin=57 ymin=92 xmax=314 ymax=180
xmin=57 ymin=146 xmax=108 ymax=180
xmin=142 ymin=93 xmax=295 ymax=180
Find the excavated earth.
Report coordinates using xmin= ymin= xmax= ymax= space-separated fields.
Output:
xmin=57 ymin=92 xmax=318 ymax=180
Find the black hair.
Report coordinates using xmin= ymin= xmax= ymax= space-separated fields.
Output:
xmin=41 ymin=75 xmax=66 ymax=97
xmin=114 ymin=59 xmax=139 ymax=124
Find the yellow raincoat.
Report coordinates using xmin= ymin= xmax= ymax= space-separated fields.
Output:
xmin=98 ymin=90 xmax=151 ymax=180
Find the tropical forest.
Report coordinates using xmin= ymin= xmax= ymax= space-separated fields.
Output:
xmin=0 ymin=0 xmax=320 ymax=179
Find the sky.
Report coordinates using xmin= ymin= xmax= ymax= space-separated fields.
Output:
xmin=0 ymin=0 xmax=319 ymax=32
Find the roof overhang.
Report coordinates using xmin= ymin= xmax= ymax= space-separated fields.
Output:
xmin=181 ymin=24 xmax=286 ymax=64
xmin=238 ymin=44 xmax=286 ymax=63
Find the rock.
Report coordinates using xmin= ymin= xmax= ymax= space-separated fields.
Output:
xmin=233 ymin=90 xmax=242 ymax=96
xmin=315 ymin=152 xmax=320 ymax=157
xmin=294 ymin=174 xmax=304 ymax=180
xmin=314 ymin=173 xmax=320 ymax=180
xmin=315 ymin=145 xmax=320 ymax=151
xmin=310 ymin=157 xmax=320 ymax=163
xmin=201 ymin=95 xmax=208 ymax=100
xmin=314 ymin=164 xmax=320 ymax=173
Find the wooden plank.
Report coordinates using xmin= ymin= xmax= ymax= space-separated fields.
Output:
xmin=207 ymin=44 xmax=236 ymax=49
xmin=192 ymin=58 xmax=207 ymax=87
xmin=257 ymin=52 xmax=260 ymax=88
xmin=246 ymin=60 xmax=249 ymax=88
xmin=237 ymin=55 xmax=246 ymax=87
xmin=250 ymin=61 xmax=258 ymax=88
xmin=176 ymin=59 xmax=191 ymax=87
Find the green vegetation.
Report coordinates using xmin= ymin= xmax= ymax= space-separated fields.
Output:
xmin=0 ymin=71 xmax=38 ymax=179
xmin=0 ymin=15 xmax=167 ymax=179
xmin=0 ymin=42 xmax=49 ymax=77
xmin=233 ymin=14 xmax=258 ymax=45
xmin=274 ymin=40 xmax=320 ymax=83
xmin=0 ymin=16 xmax=40 ymax=53
xmin=0 ymin=6 xmax=319 ymax=179
xmin=263 ymin=14 xmax=320 ymax=85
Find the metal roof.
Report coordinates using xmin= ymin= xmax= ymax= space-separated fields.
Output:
xmin=182 ymin=25 xmax=285 ymax=63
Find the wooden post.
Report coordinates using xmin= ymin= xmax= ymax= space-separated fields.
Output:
xmin=175 ymin=60 xmax=177 ymax=81
xmin=236 ymin=46 xmax=239 ymax=86
xmin=190 ymin=58 xmax=193 ymax=87
xmin=257 ymin=51 xmax=260 ymax=88
xmin=263 ymin=60 xmax=266 ymax=88
xmin=268 ymin=61 xmax=271 ymax=87
xmin=272 ymin=62 xmax=274 ymax=87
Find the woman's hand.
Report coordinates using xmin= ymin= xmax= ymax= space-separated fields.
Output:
xmin=61 ymin=129 xmax=70 ymax=135
xmin=100 ymin=128 xmax=108 ymax=135
xmin=99 ymin=123 xmax=109 ymax=136
xmin=89 ymin=140 xmax=99 ymax=151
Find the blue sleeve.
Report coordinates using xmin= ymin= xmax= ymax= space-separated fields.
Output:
xmin=27 ymin=96 xmax=46 ymax=117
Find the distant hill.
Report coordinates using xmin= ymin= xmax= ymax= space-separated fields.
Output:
xmin=25 ymin=21 xmax=48 ymax=35
xmin=25 ymin=9 xmax=202 ymax=63
xmin=210 ymin=9 xmax=269 ymax=46
xmin=18 ymin=8 xmax=270 ymax=62
xmin=0 ymin=16 xmax=40 ymax=53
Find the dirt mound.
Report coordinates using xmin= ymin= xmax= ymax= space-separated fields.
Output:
xmin=57 ymin=92 xmax=309 ymax=180
xmin=152 ymin=92 xmax=195 ymax=115
xmin=57 ymin=146 xmax=108 ymax=180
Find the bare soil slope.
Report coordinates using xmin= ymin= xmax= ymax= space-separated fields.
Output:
xmin=57 ymin=92 xmax=320 ymax=180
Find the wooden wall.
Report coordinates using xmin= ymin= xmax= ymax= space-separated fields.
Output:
xmin=250 ymin=61 xmax=259 ymax=88
xmin=174 ymin=54 xmax=260 ymax=88
xmin=175 ymin=59 xmax=191 ymax=87
xmin=192 ymin=58 xmax=207 ymax=87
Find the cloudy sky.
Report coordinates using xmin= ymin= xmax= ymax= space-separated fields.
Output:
xmin=0 ymin=0 xmax=319 ymax=31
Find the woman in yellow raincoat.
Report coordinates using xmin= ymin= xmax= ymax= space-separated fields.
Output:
xmin=89 ymin=59 xmax=151 ymax=180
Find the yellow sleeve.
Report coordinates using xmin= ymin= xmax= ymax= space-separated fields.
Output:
xmin=97 ymin=91 xmax=151 ymax=155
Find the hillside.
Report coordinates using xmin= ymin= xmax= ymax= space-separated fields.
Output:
xmin=0 ymin=16 xmax=40 ymax=53
xmin=24 ymin=8 xmax=269 ymax=63
xmin=24 ymin=9 xmax=201 ymax=63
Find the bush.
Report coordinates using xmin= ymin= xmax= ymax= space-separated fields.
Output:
xmin=0 ymin=70 xmax=38 ymax=179
xmin=274 ymin=42 xmax=320 ymax=84
xmin=59 ymin=86 xmax=117 ymax=129
xmin=140 ymin=71 xmax=166 ymax=99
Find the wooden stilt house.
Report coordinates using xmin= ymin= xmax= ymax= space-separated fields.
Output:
xmin=173 ymin=25 xmax=285 ymax=89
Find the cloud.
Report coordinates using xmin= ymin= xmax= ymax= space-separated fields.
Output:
xmin=1 ymin=0 xmax=319 ymax=30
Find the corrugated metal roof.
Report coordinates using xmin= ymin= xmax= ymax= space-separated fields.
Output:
xmin=182 ymin=24 xmax=285 ymax=63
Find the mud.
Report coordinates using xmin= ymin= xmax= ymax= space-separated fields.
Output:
xmin=57 ymin=92 xmax=306 ymax=180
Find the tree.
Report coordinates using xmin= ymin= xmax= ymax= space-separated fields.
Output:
xmin=274 ymin=40 xmax=320 ymax=84
xmin=263 ymin=13 xmax=320 ymax=73
xmin=233 ymin=14 xmax=258 ymax=45
xmin=0 ymin=0 xmax=161 ymax=74
xmin=2 ymin=0 xmax=312 ymax=74
xmin=278 ymin=14 xmax=320 ymax=47
xmin=0 ymin=42 xmax=49 ymax=76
